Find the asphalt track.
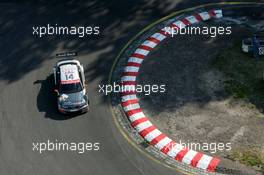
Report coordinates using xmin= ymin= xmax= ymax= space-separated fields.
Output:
xmin=0 ymin=1 xmax=259 ymax=175
xmin=0 ymin=2 xmax=190 ymax=175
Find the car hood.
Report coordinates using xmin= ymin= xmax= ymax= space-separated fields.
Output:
xmin=59 ymin=91 xmax=85 ymax=106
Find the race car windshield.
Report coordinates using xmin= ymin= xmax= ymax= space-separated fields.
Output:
xmin=59 ymin=82 xmax=82 ymax=93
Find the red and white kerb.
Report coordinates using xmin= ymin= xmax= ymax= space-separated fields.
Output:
xmin=120 ymin=10 xmax=223 ymax=172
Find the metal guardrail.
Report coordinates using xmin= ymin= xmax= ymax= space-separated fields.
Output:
xmin=242 ymin=38 xmax=264 ymax=55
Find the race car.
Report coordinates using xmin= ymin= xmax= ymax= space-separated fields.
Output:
xmin=53 ymin=52 xmax=89 ymax=114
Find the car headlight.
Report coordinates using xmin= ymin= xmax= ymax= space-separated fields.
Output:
xmin=59 ymin=94 xmax=69 ymax=102
xmin=81 ymin=99 xmax=87 ymax=105
xmin=59 ymin=96 xmax=64 ymax=102
xmin=58 ymin=99 xmax=64 ymax=107
xmin=58 ymin=101 xmax=68 ymax=109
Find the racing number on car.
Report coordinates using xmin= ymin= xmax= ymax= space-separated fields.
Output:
xmin=65 ymin=73 xmax=74 ymax=80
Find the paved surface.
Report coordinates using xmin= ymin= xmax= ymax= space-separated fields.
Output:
xmin=0 ymin=1 xmax=258 ymax=175
xmin=0 ymin=2 xmax=189 ymax=175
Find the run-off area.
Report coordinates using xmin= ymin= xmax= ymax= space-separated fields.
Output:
xmin=136 ymin=8 xmax=264 ymax=175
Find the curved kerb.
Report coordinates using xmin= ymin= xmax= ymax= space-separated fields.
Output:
xmin=120 ymin=9 xmax=223 ymax=172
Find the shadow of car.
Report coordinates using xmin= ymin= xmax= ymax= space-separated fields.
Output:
xmin=34 ymin=74 xmax=85 ymax=120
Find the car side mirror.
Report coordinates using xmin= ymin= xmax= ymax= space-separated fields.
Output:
xmin=84 ymin=82 xmax=88 ymax=88
xmin=54 ymin=89 xmax=59 ymax=96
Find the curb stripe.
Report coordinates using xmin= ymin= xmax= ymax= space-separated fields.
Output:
xmin=214 ymin=10 xmax=223 ymax=18
xmin=151 ymin=33 xmax=166 ymax=41
xmin=131 ymin=53 xmax=145 ymax=59
xmin=121 ymin=85 xmax=136 ymax=92
xmin=147 ymin=37 xmax=161 ymax=44
xmin=135 ymin=48 xmax=150 ymax=56
xmin=196 ymin=155 xmax=212 ymax=170
xmin=208 ymin=10 xmax=216 ymax=17
xmin=120 ymin=81 xmax=137 ymax=85
xmin=139 ymin=125 xmax=156 ymax=137
xmin=121 ymin=99 xmax=139 ymax=107
xmin=167 ymin=143 xmax=184 ymax=158
xmin=199 ymin=12 xmax=210 ymax=20
xmin=123 ymin=103 xmax=141 ymax=112
xmin=123 ymin=66 xmax=139 ymax=73
xmin=144 ymin=129 xmax=162 ymax=142
xmin=175 ymin=148 xmax=190 ymax=161
xmin=161 ymin=141 xmax=176 ymax=154
xmin=180 ymin=18 xmax=191 ymax=26
xmin=126 ymin=108 xmax=142 ymax=117
xmin=126 ymin=62 xmax=141 ymax=67
xmin=120 ymin=91 xmax=136 ymax=97
xmin=150 ymin=133 xmax=166 ymax=146
xmin=154 ymin=136 xmax=171 ymax=150
xmin=185 ymin=15 xmax=199 ymax=24
xmin=142 ymin=40 xmax=158 ymax=48
xmin=169 ymin=24 xmax=179 ymax=31
xmin=121 ymin=76 xmax=136 ymax=82
xmin=121 ymin=94 xmax=137 ymax=102
xmin=158 ymin=30 xmax=170 ymax=37
xmin=194 ymin=13 xmax=203 ymax=21
xmin=182 ymin=150 xmax=199 ymax=165
xmin=161 ymin=26 xmax=175 ymax=35
xmin=122 ymin=72 xmax=138 ymax=77
xmin=191 ymin=152 xmax=204 ymax=167
xmin=135 ymin=121 xmax=153 ymax=132
xmin=131 ymin=117 xmax=149 ymax=127
xmin=173 ymin=20 xmax=186 ymax=29
xmin=139 ymin=45 xmax=153 ymax=51
xmin=120 ymin=9 xmax=222 ymax=172
xmin=128 ymin=57 xmax=144 ymax=64
xmin=207 ymin=158 xmax=220 ymax=172
xmin=129 ymin=112 xmax=145 ymax=122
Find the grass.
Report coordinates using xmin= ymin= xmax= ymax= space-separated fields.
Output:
xmin=228 ymin=149 xmax=264 ymax=172
xmin=212 ymin=41 xmax=264 ymax=172
xmin=211 ymin=41 xmax=264 ymax=111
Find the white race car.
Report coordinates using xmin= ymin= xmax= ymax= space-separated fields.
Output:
xmin=53 ymin=52 xmax=89 ymax=114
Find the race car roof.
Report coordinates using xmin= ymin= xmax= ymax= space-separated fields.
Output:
xmin=60 ymin=64 xmax=80 ymax=84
